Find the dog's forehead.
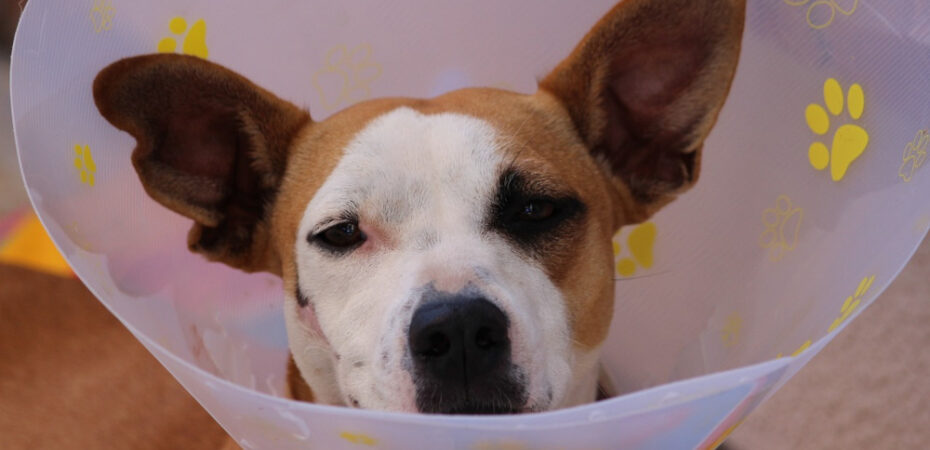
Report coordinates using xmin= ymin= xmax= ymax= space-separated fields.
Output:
xmin=305 ymin=106 xmax=504 ymax=228
xmin=272 ymin=89 xmax=609 ymax=274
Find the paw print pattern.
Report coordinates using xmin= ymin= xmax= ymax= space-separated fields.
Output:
xmin=806 ymin=78 xmax=869 ymax=182
xmin=73 ymin=144 xmax=96 ymax=186
xmin=157 ymin=17 xmax=209 ymax=59
xmin=784 ymin=0 xmax=859 ymax=30
xmin=721 ymin=312 xmax=743 ymax=348
xmin=613 ymin=222 xmax=657 ymax=277
xmin=312 ymin=44 xmax=383 ymax=111
xmin=339 ymin=431 xmax=377 ymax=447
xmin=776 ymin=275 xmax=876 ymax=357
xmin=828 ymin=275 xmax=874 ymax=332
xmin=759 ymin=195 xmax=804 ymax=262
xmin=776 ymin=339 xmax=812 ymax=358
xmin=88 ymin=0 xmax=115 ymax=33
xmin=899 ymin=129 xmax=929 ymax=183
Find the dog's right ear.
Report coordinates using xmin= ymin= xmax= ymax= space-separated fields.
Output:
xmin=540 ymin=0 xmax=745 ymax=223
xmin=94 ymin=54 xmax=311 ymax=274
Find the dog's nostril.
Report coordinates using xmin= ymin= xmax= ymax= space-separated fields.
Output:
xmin=409 ymin=296 xmax=519 ymax=414
xmin=409 ymin=296 xmax=511 ymax=379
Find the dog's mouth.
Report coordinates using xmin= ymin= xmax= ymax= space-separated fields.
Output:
xmin=412 ymin=366 xmax=531 ymax=415
xmin=442 ymin=401 xmax=522 ymax=415
xmin=417 ymin=392 xmax=528 ymax=415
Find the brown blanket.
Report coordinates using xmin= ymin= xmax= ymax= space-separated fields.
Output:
xmin=0 ymin=264 xmax=231 ymax=449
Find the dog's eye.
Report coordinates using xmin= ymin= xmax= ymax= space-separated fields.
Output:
xmin=501 ymin=196 xmax=578 ymax=234
xmin=312 ymin=222 xmax=366 ymax=252
xmin=489 ymin=170 xmax=586 ymax=252
xmin=518 ymin=200 xmax=556 ymax=222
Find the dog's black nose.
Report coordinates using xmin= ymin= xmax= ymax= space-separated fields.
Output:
xmin=408 ymin=295 xmax=521 ymax=414
xmin=409 ymin=296 xmax=510 ymax=381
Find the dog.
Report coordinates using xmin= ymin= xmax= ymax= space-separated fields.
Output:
xmin=93 ymin=0 xmax=745 ymax=415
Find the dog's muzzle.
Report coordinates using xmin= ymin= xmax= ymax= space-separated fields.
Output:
xmin=408 ymin=294 xmax=526 ymax=414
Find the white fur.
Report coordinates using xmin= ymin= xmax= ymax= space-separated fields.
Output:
xmin=288 ymin=107 xmax=589 ymax=412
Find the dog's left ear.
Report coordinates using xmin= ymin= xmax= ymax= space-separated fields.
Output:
xmin=94 ymin=54 xmax=311 ymax=274
xmin=540 ymin=0 xmax=746 ymax=222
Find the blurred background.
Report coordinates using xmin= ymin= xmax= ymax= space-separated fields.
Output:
xmin=0 ymin=1 xmax=928 ymax=449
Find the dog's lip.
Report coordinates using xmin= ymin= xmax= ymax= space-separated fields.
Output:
xmin=427 ymin=403 xmax=523 ymax=415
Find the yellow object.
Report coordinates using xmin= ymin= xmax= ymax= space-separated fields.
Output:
xmin=73 ymin=144 xmax=96 ymax=186
xmin=805 ymin=79 xmax=869 ymax=181
xmin=847 ymin=83 xmax=865 ymax=119
xmin=805 ymin=104 xmax=830 ymax=135
xmin=614 ymin=222 xmax=657 ymax=277
xmin=0 ymin=213 xmax=72 ymax=277
xmin=157 ymin=17 xmax=209 ymax=59
xmin=791 ymin=340 xmax=812 ymax=356
xmin=808 ymin=142 xmax=829 ymax=170
xmin=829 ymin=275 xmax=874 ymax=332
xmin=339 ymin=431 xmax=377 ymax=446
xmin=830 ymin=123 xmax=869 ymax=181
xmin=823 ymin=78 xmax=844 ymax=115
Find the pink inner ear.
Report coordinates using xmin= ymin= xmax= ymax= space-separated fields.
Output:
xmin=161 ymin=112 xmax=238 ymax=180
xmin=608 ymin=43 xmax=706 ymax=131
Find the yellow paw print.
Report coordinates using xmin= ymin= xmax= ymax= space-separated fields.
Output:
xmin=88 ymin=0 xmax=115 ymax=33
xmin=759 ymin=195 xmax=804 ymax=262
xmin=312 ymin=44 xmax=383 ymax=111
xmin=899 ymin=129 xmax=929 ymax=183
xmin=157 ymin=17 xmax=208 ymax=59
xmin=784 ymin=0 xmax=859 ymax=30
xmin=720 ymin=312 xmax=743 ymax=348
xmin=339 ymin=431 xmax=377 ymax=447
xmin=73 ymin=144 xmax=96 ymax=186
xmin=806 ymin=78 xmax=869 ymax=182
xmin=828 ymin=275 xmax=874 ymax=332
xmin=612 ymin=222 xmax=656 ymax=277
xmin=777 ymin=339 xmax=812 ymax=358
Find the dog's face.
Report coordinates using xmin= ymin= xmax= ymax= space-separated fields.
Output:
xmin=94 ymin=0 xmax=745 ymax=414
xmin=282 ymin=93 xmax=620 ymax=413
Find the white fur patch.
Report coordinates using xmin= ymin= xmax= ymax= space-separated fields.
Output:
xmin=287 ymin=107 xmax=588 ymax=412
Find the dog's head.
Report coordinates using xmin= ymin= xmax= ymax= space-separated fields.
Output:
xmin=94 ymin=0 xmax=744 ymax=414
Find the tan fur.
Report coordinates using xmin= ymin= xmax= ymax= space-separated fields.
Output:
xmin=94 ymin=54 xmax=311 ymax=274
xmin=271 ymin=90 xmax=623 ymax=360
xmin=93 ymin=0 xmax=745 ymax=412
xmin=540 ymin=0 xmax=746 ymax=222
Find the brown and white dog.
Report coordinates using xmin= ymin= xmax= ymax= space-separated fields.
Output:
xmin=93 ymin=0 xmax=745 ymax=415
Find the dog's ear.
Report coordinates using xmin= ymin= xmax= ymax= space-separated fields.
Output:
xmin=94 ymin=54 xmax=311 ymax=274
xmin=540 ymin=0 xmax=745 ymax=221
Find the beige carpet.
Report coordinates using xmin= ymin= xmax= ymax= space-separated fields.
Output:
xmin=730 ymin=236 xmax=930 ymax=449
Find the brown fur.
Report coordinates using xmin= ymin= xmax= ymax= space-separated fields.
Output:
xmin=540 ymin=0 xmax=746 ymax=222
xmin=93 ymin=0 xmax=745 ymax=411
xmin=287 ymin=356 xmax=315 ymax=403
xmin=94 ymin=55 xmax=311 ymax=274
